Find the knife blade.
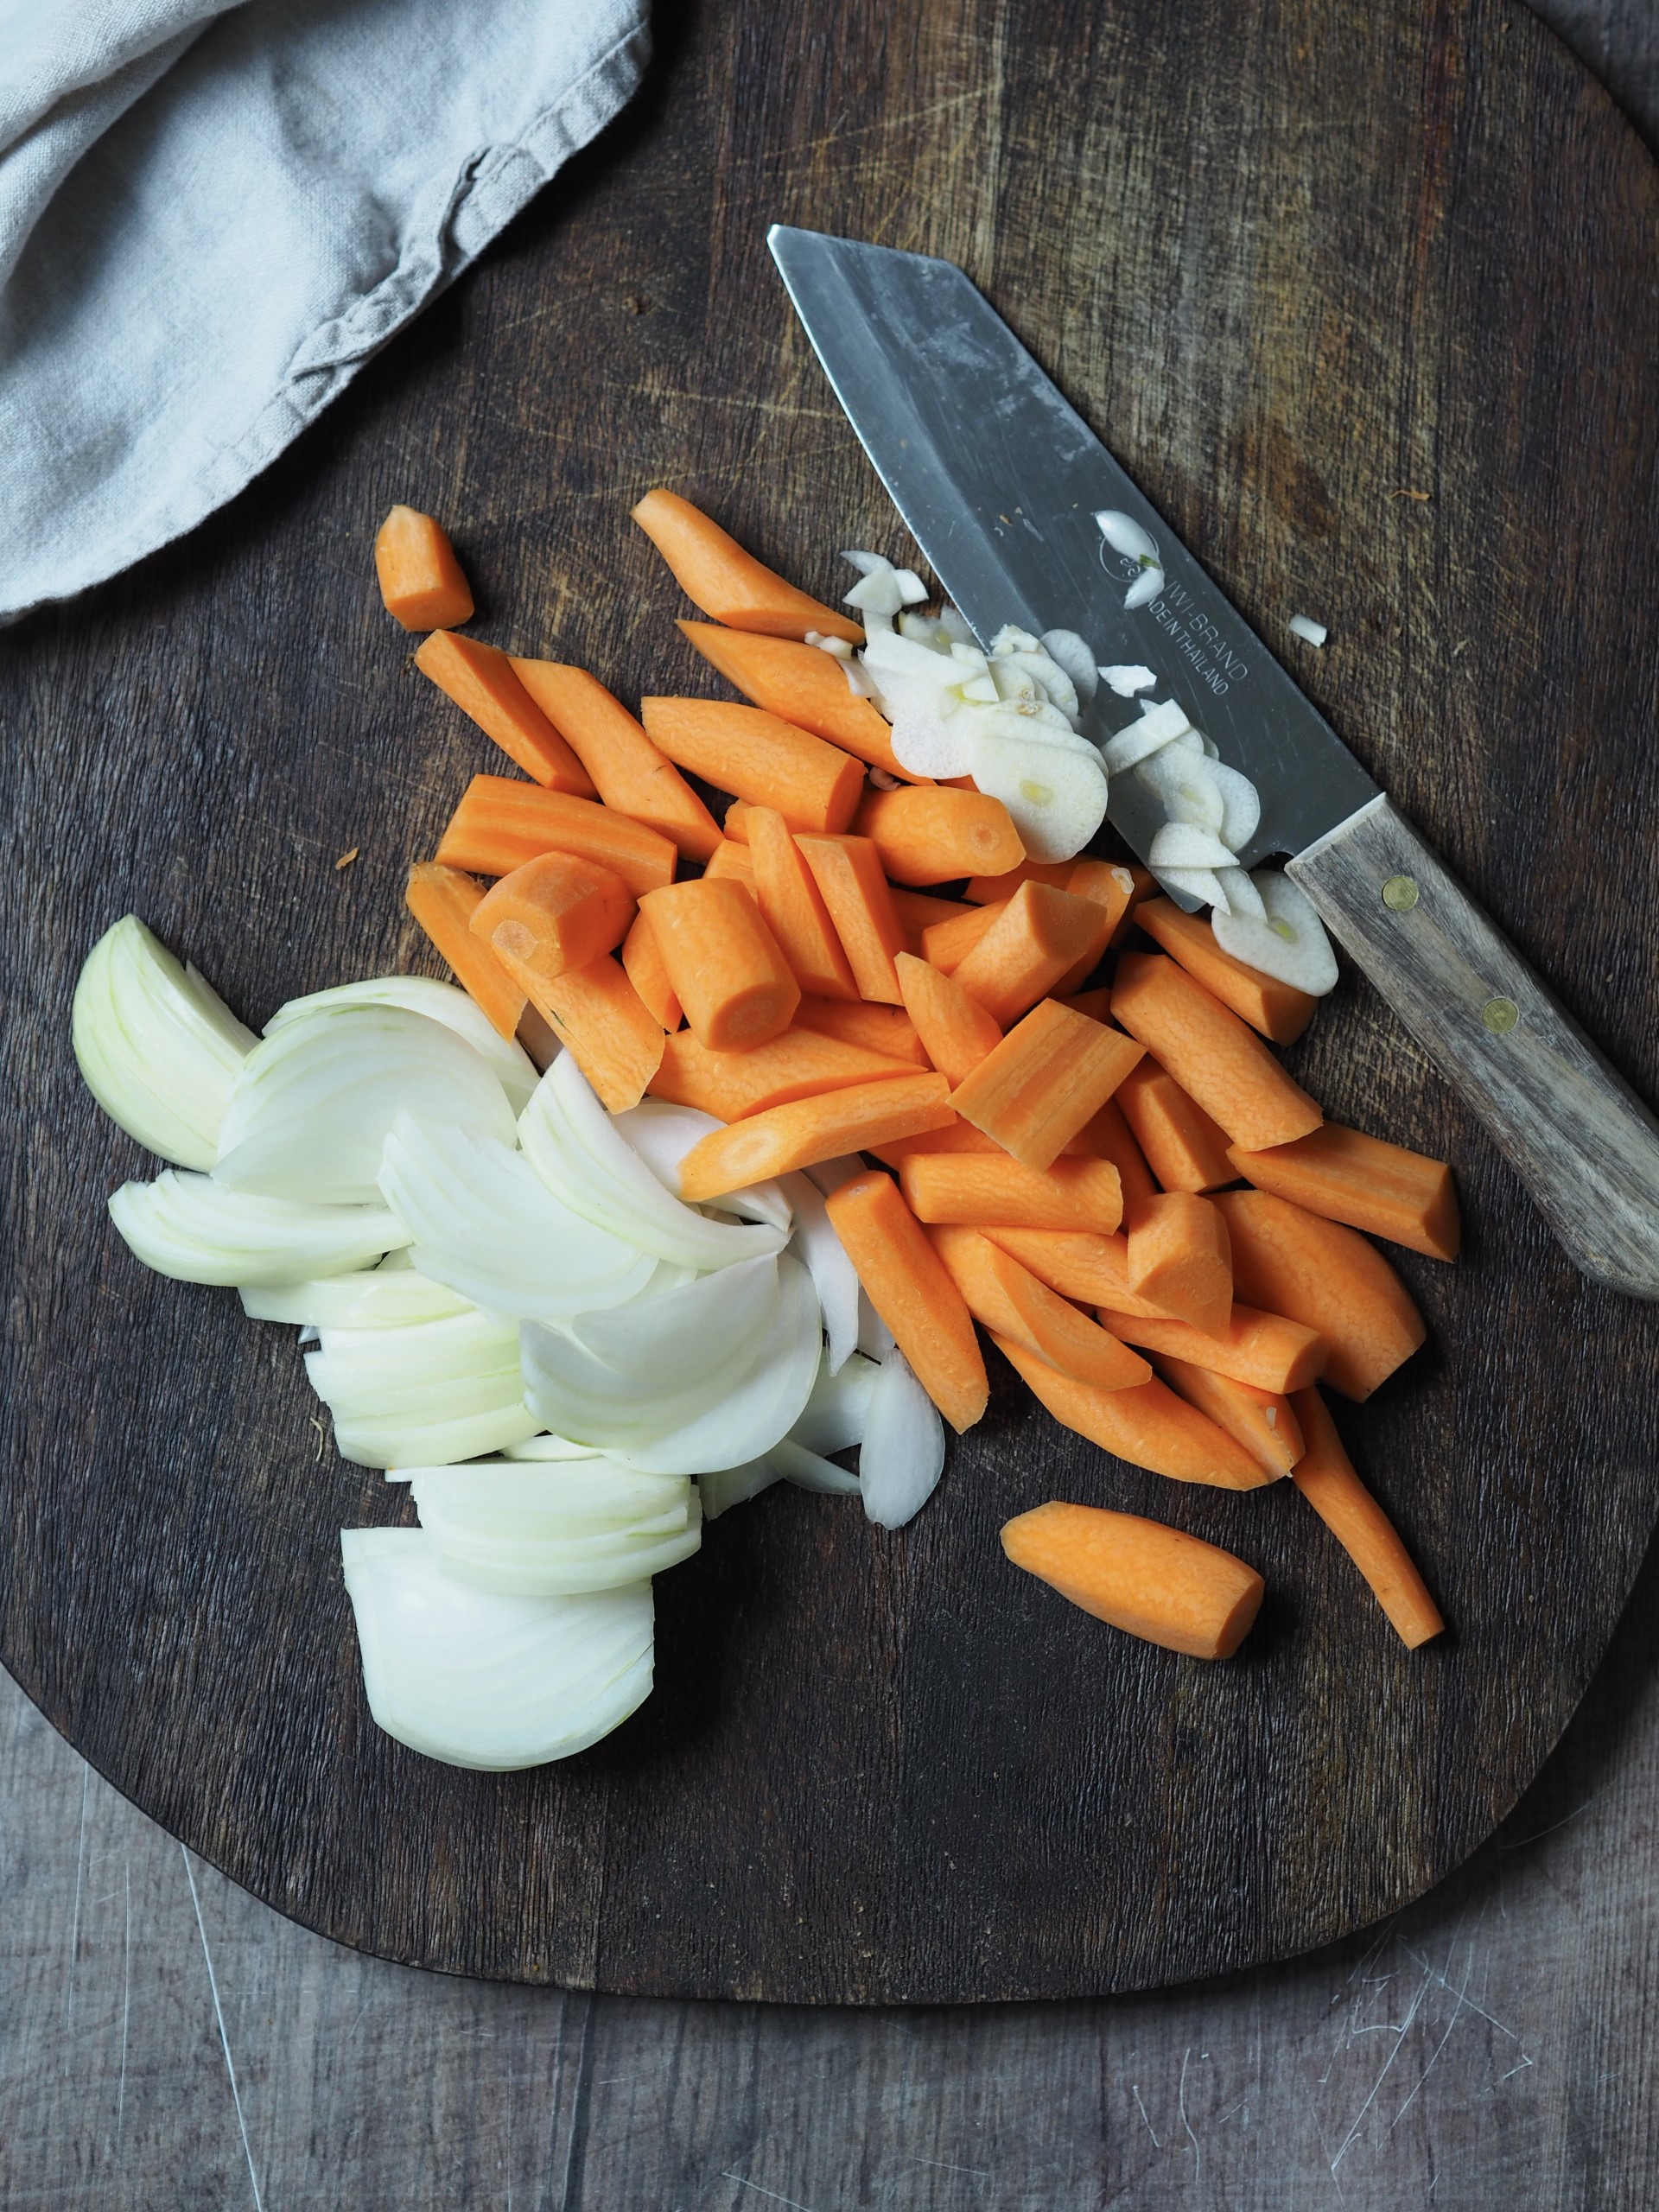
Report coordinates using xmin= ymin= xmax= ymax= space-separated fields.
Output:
xmin=769 ymin=224 xmax=1659 ymax=1298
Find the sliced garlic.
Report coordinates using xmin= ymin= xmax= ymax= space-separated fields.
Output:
xmin=1211 ymin=872 xmax=1338 ymax=994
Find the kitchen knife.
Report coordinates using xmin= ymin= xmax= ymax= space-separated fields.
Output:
xmin=769 ymin=224 xmax=1659 ymax=1298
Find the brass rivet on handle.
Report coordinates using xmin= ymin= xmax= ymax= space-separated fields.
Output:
xmin=1481 ymin=996 xmax=1520 ymax=1034
xmin=1382 ymin=874 xmax=1419 ymax=912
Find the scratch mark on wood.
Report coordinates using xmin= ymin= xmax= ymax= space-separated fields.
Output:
xmin=1178 ymin=2046 xmax=1202 ymax=2180
xmin=63 ymin=1762 xmax=89 ymax=2029
xmin=1130 ymin=2082 xmax=1161 ymax=2149
xmin=181 ymin=1846 xmax=264 ymax=2212
xmin=115 ymin=1857 xmax=131 ymax=2147
xmin=720 ymin=2173 xmax=817 ymax=2212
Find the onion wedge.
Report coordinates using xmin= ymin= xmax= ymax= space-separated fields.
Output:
xmin=109 ymin=1171 xmax=410 ymax=1287
xmin=858 ymin=1349 xmax=945 ymax=1529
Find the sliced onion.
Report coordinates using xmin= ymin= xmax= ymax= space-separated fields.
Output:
xmin=504 ymin=1433 xmax=607 ymax=1461
xmin=340 ymin=1529 xmax=653 ymax=1769
xmin=858 ymin=1348 xmax=946 ymax=1528
xmin=699 ymin=1459 xmax=784 ymax=1519
xmin=308 ymin=1307 xmax=535 ymax=1467
xmin=573 ymin=1255 xmax=783 ymax=1391
xmin=239 ymin=1260 xmax=470 ymax=1329
xmin=969 ymin=727 xmax=1109 ymax=863
xmin=404 ymin=1463 xmax=702 ymax=1595
xmin=109 ymin=1171 xmax=410 ymax=1287
xmin=774 ymin=1439 xmax=861 ymax=1493
xmin=778 ymin=1172 xmax=860 ymax=1372
xmin=791 ymin=1351 xmax=879 ymax=1453
xmin=609 ymin=1099 xmax=793 ymax=1232
xmin=1212 ymin=871 xmax=1339 ymax=995
xmin=858 ymin=1292 xmax=897 ymax=1361
xmin=804 ymin=1155 xmax=867 ymax=1198
xmin=264 ymin=976 xmax=538 ymax=1114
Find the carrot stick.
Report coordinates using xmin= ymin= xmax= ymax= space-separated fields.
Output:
xmin=1109 ymin=952 xmax=1324 ymax=1151
xmin=982 ymin=1228 xmax=1173 ymax=1317
xmin=921 ymin=899 xmax=1006 ymax=974
xmin=679 ymin=1075 xmax=956 ymax=1203
xmin=640 ymin=697 xmax=866 ymax=834
xmin=963 ymin=859 xmax=1076 ymax=903
xmin=404 ymin=861 xmax=526 ymax=1041
xmin=636 ymin=878 xmax=800 ymax=1051
xmin=1126 ymin=1192 xmax=1233 ymax=1337
xmin=415 ymin=633 xmax=596 ymax=795
xmin=493 ymin=946 xmax=664 ymax=1112
xmin=1097 ymin=1305 xmax=1327 ymax=1393
xmin=899 ymin=1153 xmax=1123 ymax=1234
xmin=620 ymin=910 xmax=681 ymax=1030
xmin=1135 ymin=897 xmax=1318 ymax=1045
xmin=1213 ymin=1189 xmax=1426 ymax=1401
xmin=850 ymin=785 xmax=1025 ymax=884
xmin=823 ymin=1173 xmax=988 ymax=1432
xmin=435 ymin=775 xmax=676 ymax=893
xmin=889 ymin=887 xmax=972 ymax=955
xmin=870 ymin=1122 xmax=1100 ymax=1169
xmin=1289 ymin=1386 xmax=1445 ymax=1645
xmin=895 ymin=951 xmax=1001 ymax=1085
xmin=648 ymin=1026 xmax=918 ymax=1120
xmin=794 ymin=833 xmax=906 ymax=1003
xmin=677 ymin=622 xmax=923 ymax=780
xmin=950 ymin=882 xmax=1109 ymax=1027
xmin=1052 ymin=860 xmax=1141 ymax=993
xmin=1001 ymin=1500 xmax=1265 ymax=1656
xmin=508 ymin=661 xmax=721 ymax=861
xmin=948 ymin=998 xmax=1145 ymax=1168
xmin=1226 ymin=1123 xmax=1460 ymax=1262
xmin=996 ymin=1342 xmax=1276 ymax=1492
xmin=928 ymin=1226 xmax=1152 ymax=1390
xmin=632 ymin=489 xmax=862 ymax=644
xmin=1056 ymin=987 xmax=1112 ymax=1024
xmin=1077 ymin=1096 xmax=1158 ymax=1211
xmin=702 ymin=839 xmax=755 ymax=887
xmin=744 ymin=804 xmax=859 ymax=1001
xmin=794 ymin=995 xmax=930 ymax=1065
xmin=1154 ymin=1357 xmax=1303 ymax=1478
xmin=470 ymin=851 xmax=634 ymax=982
xmin=1115 ymin=1058 xmax=1239 ymax=1194
xmin=374 ymin=505 xmax=474 ymax=631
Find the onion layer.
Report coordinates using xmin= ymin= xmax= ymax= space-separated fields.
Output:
xmin=110 ymin=1171 xmax=410 ymax=1287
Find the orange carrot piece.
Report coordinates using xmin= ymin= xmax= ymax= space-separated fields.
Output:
xmin=632 ymin=489 xmax=862 ymax=644
xmin=435 ymin=776 xmax=676 ymax=894
xmin=850 ymin=785 xmax=1025 ymax=885
xmin=470 ymin=852 xmax=634 ymax=982
xmin=404 ymin=861 xmax=526 ymax=1041
xmin=1155 ymin=1357 xmax=1304 ymax=1478
xmin=997 ymin=1342 xmax=1275 ymax=1492
xmin=984 ymin=1228 xmax=1173 ymax=1317
xmin=824 ymin=1173 xmax=988 ymax=1432
xmin=679 ymin=1076 xmax=956 ymax=1204
xmin=1107 ymin=863 xmax=1158 ymax=946
xmin=928 ymin=1226 xmax=1151 ymax=1391
xmin=1001 ymin=1500 xmax=1265 ymax=1655
xmin=948 ymin=998 xmax=1145 ymax=1169
xmin=1115 ymin=1058 xmax=1239 ymax=1194
xmin=677 ymin=622 xmax=922 ymax=780
xmin=743 ymin=804 xmax=859 ymax=1001
xmin=620 ymin=910 xmax=682 ymax=1030
xmin=1135 ymin=897 xmax=1318 ymax=1044
xmin=414 ymin=633 xmax=596 ymax=794
xmin=1227 ymin=1123 xmax=1460 ymax=1262
xmin=899 ymin=1153 xmax=1122 ymax=1234
xmin=1110 ymin=952 xmax=1324 ymax=1151
xmin=895 ymin=951 xmax=1001 ymax=1086
xmin=921 ymin=899 xmax=1006 ymax=974
xmin=1097 ymin=1305 xmax=1327 ymax=1394
xmin=1057 ymin=988 xmax=1113 ymax=1024
xmin=794 ymin=833 xmax=906 ymax=1003
xmin=1077 ymin=1096 xmax=1158 ymax=1211
xmin=1126 ymin=1192 xmax=1233 ymax=1337
xmin=1052 ymin=859 xmax=1141 ymax=994
xmin=636 ymin=879 xmax=799 ymax=1052
xmin=648 ymin=1027 xmax=918 ymax=1120
xmin=640 ymin=696 xmax=866 ymax=835
xmin=508 ymin=661 xmax=721 ymax=861
xmin=963 ymin=859 xmax=1076 ymax=904
xmin=889 ymin=887 xmax=972 ymax=955
xmin=793 ymin=995 xmax=930 ymax=1065
xmin=493 ymin=947 xmax=664 ymax=1112
xmin=870 ymin=1122 xmax=1099 ymax=1170
xmin=950 ymin=883 xmax=1109 ymax=1028
xmin=374 ymin=505 xmax=474 ymax=631
xmin=702 ymin=839 xmax=755 ymax=887
xmin=1290 ymin=1387 xmax=1445 ymax=1646
xmin=1214 ymin=1190 xmax=1426 ymax=1401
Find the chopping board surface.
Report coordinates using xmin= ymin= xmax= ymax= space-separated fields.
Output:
xmin=3 ymin=0 xmax=1658 ymax=2003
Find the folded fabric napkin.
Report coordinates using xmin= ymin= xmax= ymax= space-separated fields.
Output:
xmin=0 ymin=0 xmax=650 ymax=623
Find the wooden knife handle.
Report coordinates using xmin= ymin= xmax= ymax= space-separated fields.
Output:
xmin=1287 ymin=794 xmax=1659 ymax=1299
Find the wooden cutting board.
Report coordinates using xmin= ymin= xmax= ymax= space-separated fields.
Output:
xmin=3 ymin=0 xmax=1657 ymax=2004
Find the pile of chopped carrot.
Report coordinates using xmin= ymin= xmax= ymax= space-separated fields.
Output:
xmin=379 ymin=495 xmax=1453 ymax=1665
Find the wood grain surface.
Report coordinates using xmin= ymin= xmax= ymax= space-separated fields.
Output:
xmin=3 ymin=0 xmax=1659 ymax=2011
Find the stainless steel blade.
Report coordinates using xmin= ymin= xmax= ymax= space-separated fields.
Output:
xmin=768 ymin=225 xmax=1379 ymax=873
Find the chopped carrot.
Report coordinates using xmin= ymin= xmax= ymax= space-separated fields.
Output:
xmin=963 ymin=859 xmax=1076 ymax=903
xmin=794 ymin=834 xmax=906 ymax=1003
xmin=851 ymin=785 xmax=1025 ymax=885
xmin=1052 ymin=860 xmax=1141 ymax=993
xmin=793 ymin=995 xmax=929 ymax=1065
xmin=983 ymin=1228 xmax=1173 ymax=1317
xmin=493 ymin=946 xmax=664 ymax=1112
xmin=508 ymin=661 xmax=721 ymax=861
xmin=899 ymin=1153 xmax=1123 ymax=1234
xmin=640 ymin=696 xmax=866 ymax=834
xmin=677 ymin=622 xmax=922 ymax=779
xmin=870 ymin=1122 xmax=1099 ymax=1170
xmin=1290 ymin=1387 xmax=1445 ymax=1645
xmin=895 ymin=951 xmax=1001 ymax=1085
xmin=1155 ymin=1357 xmax=1304 ymax=1478
xmin=1057 ymin=988 xmax=1112 ymax=1024
xmin=678 ymin=1075 xmax=956 ymax=1203
xmin=374 ymin=505 xmax=474 ymax=631
xmin=1107 ymin=863 xmax=1158 ymax=946
xmin=1126 ymin=1192 xmax=1232 ymax=1336
xmin=636 ymin=879 xmax=800 ymax=1051
xmin=996 ymin=1343 xmax=1276 ymax=1492
xmin=632 ymin=489 xmax=862 ymax=644
xmin=1227 ymin=1124 xmax=1460 ymax=1262
xmin=1097 ymin=1305 xmax=1327 ymax=1394
xmin=435 ymin=775 xmax=676 ymax=894
xmin=620 ymin=910 xmax=681 ymax=1030
xmin=1001 ymin=1501 xmax=1265 ymax=1656
xmin=948 ymin=998 xmax=1145 ymax=1168
xmin=719 ymin=800 xmax=760 ymax=842
xmin=415 ymin=633 xmax=595 ymax=795
xmin=1214 ymin=1189 xmax=1426 ymax=1402
xmin=470 ymin=851 xmax=634 ymax=981
xmin=928 ymin=1226 xmax=1151 ymax=1391
xmin=950 ymin=883 xmax=1108 ymax=1027
xmin=921 ymin=899 xmax=1006 ymax=974
xmin=888 ymin=887 xmax=972 ymax=955
xmin=1077 ymin=1096 xmax=1158 ymax=1211
xmin=404 ymin=861 xmax=525 ymax=1041
xmin=702 ymin=839 xmax=756 ymax=886
xmin=1110 ymin=952 xmax=1324 ymax=1151
xmin=745 ymin=804 xmax=859 ymax=1001
xmin=1115 ymin=1059 xmax=1238 ymax=1194
xmin=824 ymin=1173 xmax=988 ymax=1432
xmin=648 ymin=1026 xmax=918 ymax=1119
xmin=1135 ymin=897 xmax=1318 ymax=1045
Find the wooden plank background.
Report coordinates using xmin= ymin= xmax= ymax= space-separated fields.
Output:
xmin=3 ymin=0 xmax=1656 ymax=2200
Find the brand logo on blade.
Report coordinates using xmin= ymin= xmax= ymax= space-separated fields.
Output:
xmin=1096 ymin=536 xmax=1249 ymax=700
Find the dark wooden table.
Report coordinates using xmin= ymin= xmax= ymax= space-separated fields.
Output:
xmin=3 ymin=2 xmax=1656 ymax=2203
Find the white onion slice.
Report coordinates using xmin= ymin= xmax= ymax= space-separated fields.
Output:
xmin=969 ymin=728 xmax=1109 ymax=864
xmin=574 ymin=1255 xmax=782 ymax=1390
xmin=699 ymin=1459 xmax=784 ymax=1519
xmin=893 ymin=569 xmax=929 ymax=604
xmin=504 ymin=1433 xmax=606 ymax=1461
xmin=1136 ymin=747 xmax=1226 ymax=833
xmin=858 ymin=1349 xmax=946 ymax=1528
xmin=776 ymin=1440 xmax=861 ymax=1493
xmin=857 ymin=1292 xmax=897 ymax=1361
xmin=308 ymin=1306 xmax=535 ymax=1467
xmin=778 ymin=1172 xmax=861 ymax=1373
xmin=844 ymin=568 xmax=905 ymax=617
xmin=109 ymin=1171 xmax=410 ymax=1287
xmin=1148 ymin=823 xmax=1238 ymax=872
xmin=804 ymin=1155 xmax=866 ymax=1198
xmin=340 ymin=1529 xmax=653 ymax=1769
xmin=1211 ymin=871 xmax=1339 ymax=995
xmin=791 ymin=1351 xmax=879 ymax=1454
xmin=404 ymin=1463 xmax=702 ymax=1595
xmin=1099 ymin=664 xmax=1157 ymax=697
xmin=610 ymin=1100 xmax=793 ymax=1232
xmin=264 ymin=976 xmax=537 ymax=1114
xmin=239 ymin=1262 xmax=469 ymax=1329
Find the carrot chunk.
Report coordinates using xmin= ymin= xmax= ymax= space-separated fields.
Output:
xmin=374 ymin=505 xmax=474 ymax=632
xmin=1052 ymin=860 xmax=1141 ymax=993
xmin=895 ymin=951 xmax=1001 ymax=1086
xmin=1213 ymin=1189 xmax=1425 ymax=1401
xmin=1097 ymin=1305 xmax=1327 ymax=1394
xmin=950 ymin=883 xmax=1107 ymax=1027
xmin=471 ymin=852 xmax=634 ymax=982
xmin=1227 ymin=1123 xmax=1460 ymax=1262
xmin=435 ymin=775 xmax=676 ymax=894
xmin=1126 ymin=1192 xmax=1233 ymax=1336
xmin=1154 ymin=1357 xmax=1303 ymax=1478
xmin=996 ymin=1342 xmax=1276 ymax=1491
xmin=899 ymin=1153 xmax=1123 ymax=1234
xmin=1057 ymin=988 xmax=1113 ymax=1024
xmin=1114 ymin=1058 xmax=1238 ymax=1194
xmin=415 ymin=633 xmax=595 ymax=795
xmin=1001 ymin=1501 xmax=1265 ymax=1656
xmin=493 ymin=947 xmax=664 ymax=1112
xmin=702 ymin=839 xmax=755 ymax=887
xmin=949 ymin=998 xmax=1145 ymax=1168
xmin=508 ymin=662 xmax=721 ymax=861
xmin=793 ymin=995 xmax=930 ymax=1065
xmin=1135 ymin=897 xmax=1318 ymax=1045
xmin=1110 ymin=952 xmax=1324 ymax=1151
xmin=620 ymin=910 xmax=682 ymax=1030
xmin=1074 ymin=1096 xmax=1158 ymax=1211
xmin=888 ymin=887 xmax=972 ymax=955
xmin=640 ymin=697 xmax=866 ymax=834
xmin=648 ymin=1027 xmax=918 ymax=1120
xmin=744 ymin=805 xmax=859 ymax=1001
xmin=677 ymin=622 xmax=921 ymax=779
xmin=1289 ymin=1387 xmax=1445 ymax=1646
xmin=824 ymin=1173 xmax=988 ymax=1432
xmin=679 ymin=1075 xmax=956 ymax=1203
xmin=404 ymin=861 xmax=525 ymax=1041
xmin=921 ymin=899 xmax=1006 ymax=974
xmin=851 ymin=785 xmax=1025 ymax=884
xmin=632 ymin=489 xmax=861 ymax=644
xmin=963 ymin=859 xmax=1077 ymax=903
xmin=794 ymin=833 xmax=906 ymax=1003
xmin=983 ymin=1228 xmax=1173 ymax=1317
xmin=637 ymin=878 xmax=800 ymax=1051
xmin=928 ymin=1226 xmax=1151 ymax=1390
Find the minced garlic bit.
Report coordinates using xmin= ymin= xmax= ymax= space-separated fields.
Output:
xmin=1287 ymin=614 xmax=1327 ymax=648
